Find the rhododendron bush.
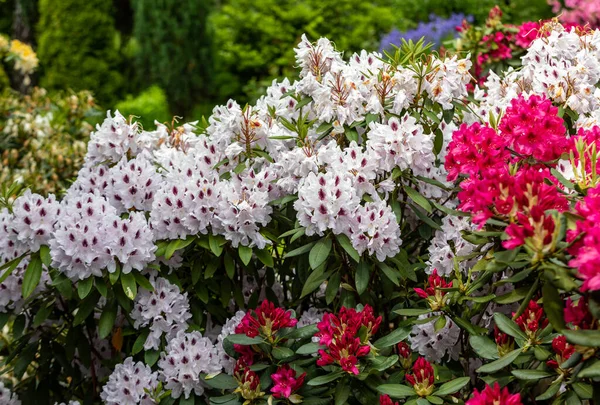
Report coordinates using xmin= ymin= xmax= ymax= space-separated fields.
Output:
xmin=4 ymin=20 xmax=600 ymax=405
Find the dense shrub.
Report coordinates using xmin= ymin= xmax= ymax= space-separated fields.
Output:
xmin=0 ymin=88 xmax=99 ymax=194
xmin=36 ymin=0 xmax=123 ymax=105
xmin=2 ymin=19 xmax=600 ymax=405
xmin=210 ymin=0 xmax=401 ymax=102
xmin=131 ymin=0 xmax=213 ymax=116
xmin=114 ymin=85 xmax=171 ymax=130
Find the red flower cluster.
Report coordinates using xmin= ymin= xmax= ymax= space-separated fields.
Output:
xmin=547 ymin=335 xmax=575 ymax=369
xmin=458 ymin=165 xmax=567 ymax=235
xmin=233 ymin=359 xmax=264 ymax=401
xmin=235 ymin=300 xmax=298 ymax=342
xmin=494 ymin=326 xmax=514 ymax=357
xmin=498 ymin=94 xmax=568 ymax=162
xmin=467 ymin=382 xmax=522 ymax=405
xmin=568 ymin=186 xmax=600 ymax=291
xmin=379 ymin=394 xmax=399 ymax=405
xmin=414 ymin=270 xmax=452 ymax=310
xmin=564 ymin=297 xmax=594 ymax=329
xmin=405 ymin=357 xmax=435 ymax=397
xmin=315 ymin=305 xmax=381 ymax=375
xmin=270 ymin=364 xmax=306 ymax=399
xmin=514 ymin=300 xmax=548 ymax=337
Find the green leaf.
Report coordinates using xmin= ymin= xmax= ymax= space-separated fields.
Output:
xmin=272 ymin=346 xmax=295 ymax=360
xmin=335 ymin=383 xmax=351 ymax=405
xmin=32 ymin=303 xmax=53 ymax=327
xmin=225 ymin=334 xmax=263 ymax=345
xmin=355 ymin=261 xmax=370 ymax=295
xmin=165 ymin=236 xmax=196 ymax=260
xmin=572 ymin=382 xmax=593 ymax=399
xmin=0 ymin=253 xmax=25 ymax=284
xmin=121 ymin=272 xmax=137 ymax=300
xmin=535 ymin=379 xmax=562 ymax=401
xmin=283 ymin=324 xmax=319 ymax=340
xmin=469 ymin=335 xmax=499 ymax=360
xmin=209 ymin=234 xmax=224 ymax=257
xmin=284 ymin=242 xmax=315 ymax=259
xmin=300 ymin=266 xmax=328 ymax=298
xmin=238 ymin=245 xmax=252 ymax=266
xmin=434 ymin=377 xmax=470 ymax=396
xmin=378 ymin=262 xmax=400 ymax=286
xmin=542 ymin=281 xmax=565 ymax=331
xmin=224 ymin=253 xmax=235 ymax=279
xmin=511 ymin=369 xmax=552 ymax=380
xmin=73 ymin=291 xmax=100 ymax=326
xmin=134 ymin=272 xmax=154 ymax=292
xmin=307 ymin=371 xmax=345 ymax=386
xmin=336 ymin=234 xmax=360 ymax=262
xmin=377 ymin=384 xmax=416 ymax=398
xmin=404 ymin=186 xmax=432 ymax=213
xmin=296 ymin=342 xmax=320 ymax=355
xmin=563 ymin=329 xmax=600 ymax=347
xmin=579 ymin=361 xmax=600 ymax=378
xmin=309 ymin=238 xmax=332 ymax=270
xmin=255 ymin=248 xmax=274 ymax=267
xmin=39 ymin=245 xmax=51 ymax=267
xmin=326 ymin=272 xmax=341 ymax=304
xmin=22 ymin=253 xmax=43 ymax=298
xmin=374 ymin=327 xmax=410 ymax=349
xmin=494 ymin=313 xmax=527 ymax=342
xmin=98 ymin=300 xmax=117 ymax=339
xmin=369 ymin=355 xmax=399 ymax=372
xmin=477 ymin=349 xmax=521 ymax=373
xmin=203 ymin=373 xmax=238 ymax=390
xmin=77 ymin=276 xmax=94 ymax=299
xmin=395 ymin=308 xmax=431 ymax=317
xmin=145 ymin=349 xmax=160 ymax=366
xmin=132 ymin=328 xmax=150 ymax=354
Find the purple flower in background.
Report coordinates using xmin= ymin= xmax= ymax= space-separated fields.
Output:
xmin=380 ymin=13 xmax=473 ymax=52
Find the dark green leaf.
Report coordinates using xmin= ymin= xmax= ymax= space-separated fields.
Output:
xmin=355 ymin=261 xmax=370 ymax=295
xmin=98 ymin=300 xmax=117 ymax=339
xmin=377 ymin=384 xmax=416 ymax=398
xmin=542 ymin=281 xmax=565 ymax=331
xmin=469 ymin=335 xmax=499 ymax=360
xmin=22 ymin=253 xmax=43 ymax=298
xmin=336 ymin=234 xmax=360 ymax=262
xmin=77 ymin=276 xmax=94 ymax=299
xmin=121 ymin=272 xmax=137 ymax=300
xmin=309 ymin=238 xmax=332 ymax=270
xmin=307 ymin=371 xmax=345 ymax=386
xmin=476 ymin=349 xmax=521 ymax=373
xmin=434 ymin=377 xmax=470 ymax=396
xmin=374 ymin=327 xmax=410 ymax=349
xmin=238 ymin=245 xmax=252 ymax=266
xmin=225 ymin=334 xmax=263 ymax=345
xmin=511 ymin=369 xmax=552 ymax=380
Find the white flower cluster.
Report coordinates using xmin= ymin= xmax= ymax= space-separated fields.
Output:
xmin=410 ymin=313 xmax=460 ymax=362
xmin=475 ymin=25 xmax=600 ymax=120
xmin=158 ymin=330 xmax=221 ymax=399
xmin=3 ymin=32 xmax=473 ymax=286
xmin=215 ymin=310 xmax=246 ymax=375
xmin=100 ymin=357 xmax=159 ymax=405
xmin=0 ymin=382 xmax=20 ymax=405
xmin=427 ymin=215 xmax=477 ymax=276
xmin=130 ymin=276 xmax=192 ymax=350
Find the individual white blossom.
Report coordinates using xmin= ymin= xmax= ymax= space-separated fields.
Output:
xmin=11 ymin=190 xmax=61 ymax=252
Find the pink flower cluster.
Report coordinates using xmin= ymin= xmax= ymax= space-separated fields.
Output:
xmin=447 ymin=94 xmax=569 ymax=250
xmin=549 ymin=0 xmax=600 ymax=29
xmin=568 ymin=186 xmax=600 ymax=290
xmin=498 ymin=95 xmax=568 ymax=162
xmin=467 ymin=382 xmax=522 ymax=405
xmin=315 ymin=305 xmax=381 ymax=375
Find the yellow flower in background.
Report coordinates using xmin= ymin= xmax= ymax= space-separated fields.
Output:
xmin=0 ymin=35 xmax=9 ymax=52
xmin=9 ymin=39 xmax=39 ymax=75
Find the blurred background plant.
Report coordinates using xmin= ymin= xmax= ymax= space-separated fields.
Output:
xmin=0 ymin=87 xmax=100 ymax=195
xmin=0 ymin=0 xmax=555 ymax=118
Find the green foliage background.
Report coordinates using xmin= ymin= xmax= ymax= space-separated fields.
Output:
xmin=36 ymin=0 xmax=124 ymax=105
